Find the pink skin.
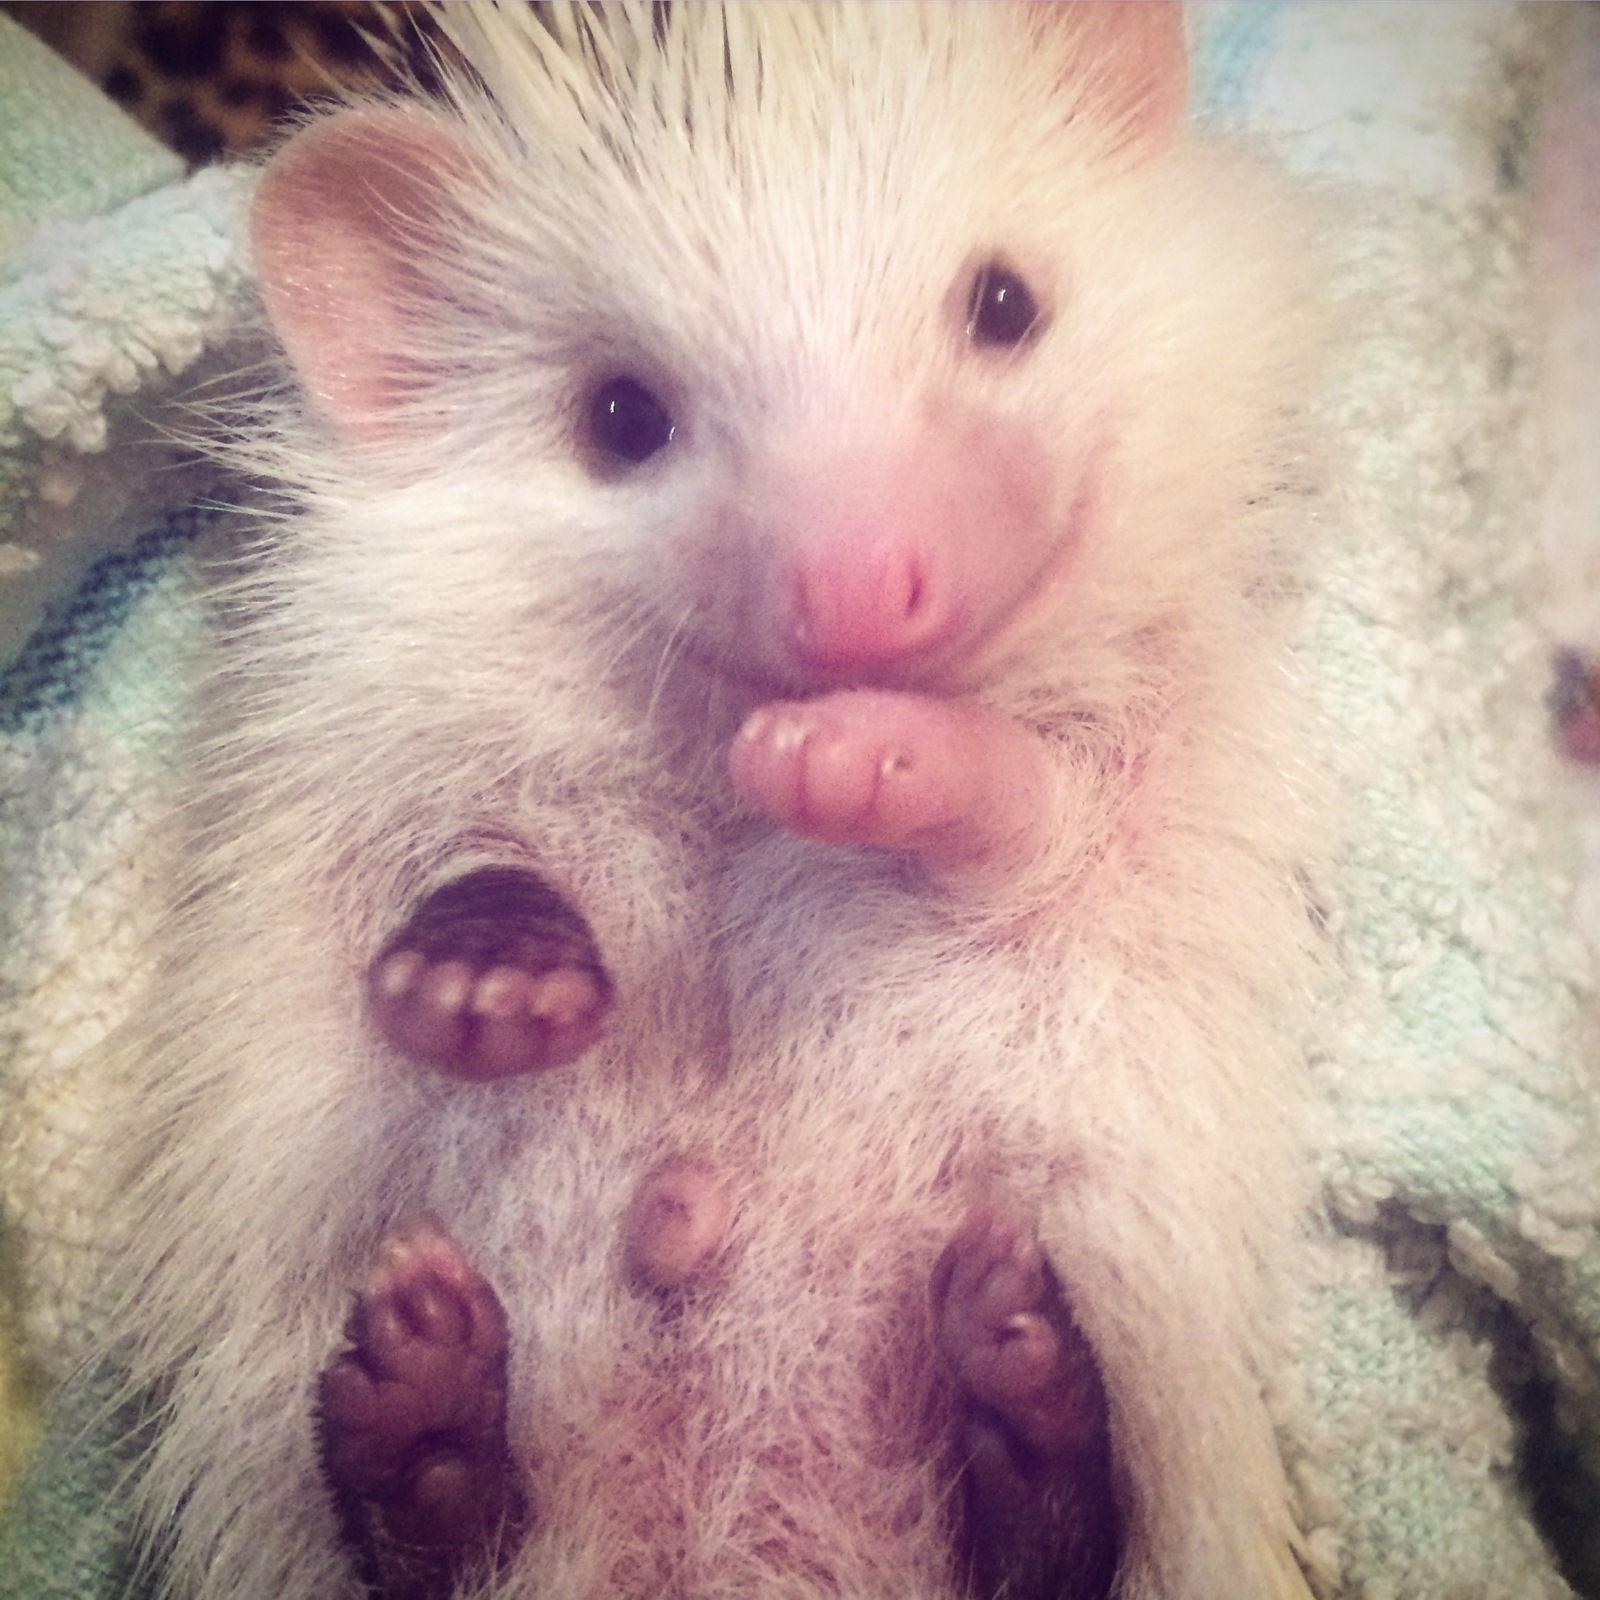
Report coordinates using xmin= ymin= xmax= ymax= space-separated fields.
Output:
xmin=781 ymin=519 xmax=966 ymax=679
xmin=624 ymin=1160 xmax=734 ymax=1289
xmin=717 ymin=417 xmax=1078 ymax=882
xmin=728 ymin=689 xmax=1050 ymax=880
xmin=719 ymin=417 xmax=1075 ymax=695
xmin=1562 ymin=705 xmax=1600 ymax=765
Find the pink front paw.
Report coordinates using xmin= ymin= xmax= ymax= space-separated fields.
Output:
xmin=727 ymin=689 xmax=1047 ymax=877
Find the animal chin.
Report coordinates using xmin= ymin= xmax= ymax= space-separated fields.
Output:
xmin=683 ymin=641 xmax=959 ymax=705
xmin=663 ymin=594 xmax=976 ymax=701
xmin=758 ymin=624 xmax=988 ymax=700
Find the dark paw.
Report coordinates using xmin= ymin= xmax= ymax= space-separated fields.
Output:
xmin=932 ymin=1204 xmax=1120 ymax=1600
xmin=318 ymin=1223 xmax=526 ymax=1600
xmin=368 ymin=866 xmax=611 ymax=1079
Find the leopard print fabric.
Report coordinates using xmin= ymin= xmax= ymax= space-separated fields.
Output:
xmin=4 ymin=1 xmax=439 ymax=165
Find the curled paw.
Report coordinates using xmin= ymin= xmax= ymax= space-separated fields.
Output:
xmin=932 ymin=1203 xmax=1120 ymax=1600
xmin=368 ymin=866 xmax=611 ymax=1079
xmin=728 ymin=690 xmax=1046 ymax=876
xmin=318 ymin=1222 xmax=525 ymax=1595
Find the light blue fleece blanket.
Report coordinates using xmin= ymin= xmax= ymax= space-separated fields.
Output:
xmin=3 ymin=5 xmax=1599 ymax=1597
xmin=1204 ymin=7 xmax=1600 ymax=1594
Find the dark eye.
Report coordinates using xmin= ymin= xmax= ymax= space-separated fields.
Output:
xmin=585 ymin=376 xmax=675 ymax=466
xmin=966 ymin=262 xmax=1044 ymax=349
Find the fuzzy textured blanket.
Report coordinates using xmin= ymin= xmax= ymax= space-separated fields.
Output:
xmin=2 ymin=4 xmax=1598 ymax=1597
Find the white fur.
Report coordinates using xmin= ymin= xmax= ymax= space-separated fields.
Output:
xmin=102 ymin=5 xmax=1331 ymax=1598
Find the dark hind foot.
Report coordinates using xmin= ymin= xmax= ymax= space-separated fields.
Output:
xmin=932 ymin=1204 xmax=1121 ymax=1600
xmin=368 ymin=866 xmax=612 ymax=1079
xmin=318 ymin=1223 xmax=526 ymax=1600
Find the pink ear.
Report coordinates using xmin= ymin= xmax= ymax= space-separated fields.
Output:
xmin=1046 ymin=1 xmax=1188 ymax=149
xmin=251 ymin=111 xmax=477 ymax=444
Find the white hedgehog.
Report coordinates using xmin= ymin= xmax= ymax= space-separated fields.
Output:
xmin=102 ymin=5 xmax=1332 ymax=1599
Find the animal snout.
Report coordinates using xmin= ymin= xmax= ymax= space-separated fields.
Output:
xmin=787 ymin=538 xmax=955 ymax=676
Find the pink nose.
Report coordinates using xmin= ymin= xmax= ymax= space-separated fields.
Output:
xmin=788 ymin=541 xmax=951 ymax=674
